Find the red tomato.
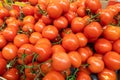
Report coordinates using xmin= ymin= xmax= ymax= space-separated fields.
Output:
xmin=0 ymin=35 xmax=7 ymax=49
xmin=94 ymin=38 xmax=112 ymax=54
xmin=22 ymin=23 xmax=34 ymax=32
xmin=14 ymin=34 xmax=29 ymax=48
xmin=77 ymin=6 xmax=86 ymax=17
xmin=98 ymin=68 xmax=117 ymax=80
xmin=62 ymin=33 xmax=79 ymax=51
xmin=77 ymin=71 xmax=91 ymax=80
xmin=23 ymin=16 xmax=35 ymax=24
xmin=22 ymin=5 xmax=34 ymax=16
xmin=34 ymin=44 xmax=52 ymax=62
xmin=70 ymin=2 xmax=78 ymax=12
xmin=41 ymin=15 xmax=53 ymax=25
xmin=103 ymin=51 xmax=120 ymax=70
xmin=0 ymin=7 xmax=9 ymax=19
xmin=0 ymin=58 xmax=7 ymax=75
xmin=5 ymin=17 xmax=16 ymax=24
xmin=42 ymin=25 xmax=58 ymax=40
xmin=52 ymin=44 xmax=65 ymax=53
xmin=68 ymin=51 xmax=82 ymax=68
xmin=52 ymin=52 xmax=71 ymax=71
xmin=113 ymin=39 xmax=120 ymax=53
xmin=28 ymin=0 xmax=38 ymax=5
xmin=3 ymin=68 xmax=19 ymax=80
xmin=9 ymin=9 xmax=20 ymax=18
xmin=107 ymin=5 xmax=118 ymax=15
xmin=43 ymin=71 xmax=65 ymax=80
xmin=61 ymin=28 xmax=73 ymax=37
xmin=93 ymin=53 xmax=103 ymax=60
xmin=0 ymin=18 xmax=3 ymax=27
xmin=87 ymin=56 xmax=104 ymax=73
xmin=2 ymin=43 xmax=18 ymax=60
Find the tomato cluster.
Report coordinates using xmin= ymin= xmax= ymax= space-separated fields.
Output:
xmin=0 ymin=0 xmax=120 ymax=80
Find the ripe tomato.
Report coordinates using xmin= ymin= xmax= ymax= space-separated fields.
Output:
xmin=107 ymin=5 xmax=118 ymax=15
xmin=53 ymin=16 xmax=68 ymax=30
xmin=28 ymin=0 xmax=38 ymax=5
xmin=68 ymin=51 xmax=81 ymax=68
xmin=103 ymin=51 xmax=120 ymax=70
xmin=61 ymin=28 xmax=73 ymax=37
xmin=71 ymin=17 xmax=86 ymax=33
xmin=75 ymin=32 xmax=88 ymax=47
xmin=29 ymin=32 xmax=42 ymax=44
xmin=52 ymin=52 xmax=71 ymax=71
xmin=3 ymin=68 xmax=19 ymax=80
xmin=23 ymin=16 xmax=35 ymax=24
xmin=62 ymin=33 xmax=79 ymax=51
xmin=47 ymin=3 xmax=63 ymax=19
xmin=94 ymin=38 xmax=112 ymax=54
xmin=93 ymin=53 xmax=103 ymax=60
xmin=52 ymin=44 xmax=65 ymax=53
xmin=14 ymin=34 xmax=29 ymax=48
xmin=0 ymin=58 xmax=7 ymax=75
xmin=41 ymin=15 xmax=53 ymax=25
xmin=5 ymin=17 xmax=16 ymax=24
xmin=0 ymin=18 xmax=3 ymax=27
xmin=22 ymin=23 xmax=34 ymax=32
xmin=103 ymin=25 xmax=120 ymax=41
xmin=22 ymin=5 xmax=34 ymax=16
xmin=2 ymin=43 xmax=18 ymax=60
xmin=79 ymin=66 xmax=91 ymax=75
xmin=42 ymin=25 xmax=58 ymax=40
xmin=83 ymin=22 xmax=103 ymax=39
xmin=85 ymin=0 xmax=101 ymax=12
xmin=87 ymin=56 xmax=104 ymax=73
xmin=77 ymin=6 xmax=86 ymax=17
xmin=113 ymin=39 xmax=120 ymax=53
xmin=0 ymin=35 xmax=7 ymax=49
xmin=70 ymin=2 xmax=78 ymax=12
xmin=43 ymin=71 xmax=65 ymax=80
xmin=0 ymin=7 xmax=9 ymax=19
xmin=17 ymin=43 xmax=34 ymax=64
xmin=77 ymin=71 xmax=91 ymax=80
xmin=34 ymin=44 xmax=52 ymax=62
xmin=9 ymin=9 xmax=20 ymax=18
xmin=98 ymin=68 xmax=117 ymax=80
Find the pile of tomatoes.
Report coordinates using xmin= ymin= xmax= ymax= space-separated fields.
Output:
xmin=0 ymin=0 xmax=120 ymax=80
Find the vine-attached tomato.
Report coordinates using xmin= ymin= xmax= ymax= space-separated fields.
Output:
xmin=77 ymin=6 xmax=86 ymax=17
xmin=103 ymin=51 xmax=120 ymax=70
xmin=52 ymin=44 xmax=65 ymax=53
xmin=22 ymin=23 xmax=34 ymax=32
xmin=98 ymin=68 xmax=117 ymax=80
xmin=0 ymin=34 xmax=7 ymax=49
xmin=68 ymin=51 xmax=82 ymax=68
xmin=62 ymin=33 xmax=79 ymax=51
xmin=41 ymin=14 xmax=53 ymax=25
xmin=77 ymin=71 xmax=91 ymax=80
xmin=28 ymin=0 xmax=38 ymax=5
xmin=0 ymin=7 xmax=9 ymax=19
xmin=113 ymin=39 xmax=120 ymax=53
xmin=87 ymin=56 xmax=104 ymax=73
xmin=2 ymin=43 xmax=18 ymax=60
xmin=52 ymin=52 xmax=71 ymax=71
xmin=22 ymin=5 xmax=34 ymax=16
xmin=61 ymin=28 xmax=73 ymax=37
xmin=0 ymin=58 xmax=7 ymax=75
xmin=43 ymin=71 xmax=65 ymax=80
xmin=94 ymin=38 xmax=112 ymax=54
xmin=70 ymin=2 xmax=78 ymax=12
xmin=107 ymin=5 xmax=118 ymax=15
xmin=23 ymin=16 xmax=35 ymax=25
xmin=9 ymin=9 xmax=20 ymax=18
xmin=0 ymin=18 xmax=3 ymax=27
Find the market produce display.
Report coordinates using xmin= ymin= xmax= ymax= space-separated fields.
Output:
xmin=0 ymin=0 xmax=120 ymax=80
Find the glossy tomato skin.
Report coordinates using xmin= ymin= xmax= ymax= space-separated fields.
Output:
xmin=52 ymin=44 xmax=65 ymax=53
xmin=77 ymin=6 xmax=86 ymax=17
xmin=77 ymin=71 xmax=91 ymax=80
xmin=23 ymin=16 xmax=35 ymax=25
xmin=103 ymin=51 xmax=120 ymax=70
xmin=98 ymin=68 xmax=117 ymax=80
xmin=2 ymin=43 xmax=18 ymax=60
xmin=3 ymin=68 xmax=19 ymax=80
xmin=43 ymin=71 xmax=65 ymax=80
xmin=52 ymin=52 xmax=71 ymax=71
xmin=0 ymin=7 xmax=9 ymax=19
xmin=22 ymin=5 xmax=34 ymax=16
xmin=0 ymin=58 xmax=7 ymax=75
xmin=113 ymin=39 xmax=120 ymax=53
xmin=9 ymin=9 xmax=20 ymax=18
xmin=34 ymin=44 xmax=52 ymax=62
xmin=62 ymin=33 xmax=79 ymax=51
xmin=22 ymin=23 xmax=34 ymax=32
xmin=94 ymin=38 xmax=112 ymax=54
xmin=87 ymin=56 xmax=104 ymax=73
xmin=0 ymin=35 xmax=7 ymax=49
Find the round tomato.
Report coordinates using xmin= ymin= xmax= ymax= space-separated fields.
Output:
xmin=113 ymin=39 xmax=120 ymax=53
xmin=77 ymin=71 xmax=91 ymax=80
xmin=23 ymin=16 xmax=35 ymax=24
xmin=22 ymin=5 xmax=34 ymax=16
xmin=52 ymin=44 xmax=65 ymax=53
xmin=0 ymin=34 xmax=7 ymax=49
xmin=0 ymin=58 xmax=7 ymax=75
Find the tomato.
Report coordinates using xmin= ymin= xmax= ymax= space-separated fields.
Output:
xmin=71 ymin=17 xmax=86 ymax=33
xmin=84 ymin=22 xmax=103 ymax=40
xmin=0 ymin=58 xmax=7 ymax=75
xmin=94 ymin=38 xmax=112 ymax=54
xmin=85 ymin=0 xmax=101 ymax=12
xmin=78 ymin=47 xmax=93 ymax=63
xmin=0 ymin=34 xmax=7 ymax=49
xmin=41 ymin=14 xmax=53 ymax=25
xmin=61 ymin=28 xmax=73 ymax=37
xmin=2 ymin=43 xmax=18 ymax=60
xmin=53 ymin=16 xmax=68 ymax=30
xmin=93 ymin=53 xmax=103 ymax=60
xmin=28 ymin=0 xmax=38 ymax=5
xmin=87 ymin=56 xmax=104 ymax=73
xmin=22 ymin=5 xmax=34 ymax=16
xmin=62 ymin=33 xmax=79 ymax=51
xmin=5 ymin=17 xmax=16 ymax=24
xmin=36 ymin=38 xmax=52 ymax=47
xmin=77 ymin=6 xmax=86 ymax=17
xmin=52 ymin=52 xmax=71 ymax=71
xmin=113 ymin=39 xmax=120 ymax=53
xmin=107 ymin=5 xmax=118 ymax=15
xmin=77 ymin=71 xmax=91 ymax=80
xmin=77 ymin=0 xmax=86 ymax=7
xmin=79 ymin=66 xmax=91 ymax=75
xmin=103 ymin=51 xmax=120 ymax=70
xmin=98 ymin=68 xmax=117 ymax=80
xmin=22 ymin=23 xmax=34 ymax=32
xmin=2 ymin=26 xmax=17 ymax=42
xmin=9 ymin=9 xmax=20 ymax=18
xmin=3 ymin=68 xmax=19 ymax=80
xmin=43 ymin=71 xmax=65 ymax=80
xmin=17 ymin=43 xmax=34 ymax=64
xmin=42 ymin=25 xmax=58 ymax=40
xmin=103 ymin=25 xmax=120 ymax=41
xmin=34 ymin=21 xmax=46 ymax=33
xmin=38 ymin=0 xmax=50 ymax=7
xmin=0 ymin=18 xmax=3 ymax=27
xmin=47 ymin=3 xmax=63 ymax=19
xmin=29 ymin=32 xmax=42 ymax=44
xmin=52 ymin=44 xmax=65 ymax=53
xmin=75 ymin=32 xmax=88 ymax=47
xmin=0 ymin=7 xmax=9 ymax=19
xmin=34 ymin=44 xmax=52 ymax=62
xmin=14 ymin=34 xmax=29 ymax=48
xmin=23 ymin=16 xmax=35 ymax=25
xmin=70 ymin=2 xmax=78 ymax=12
xmin=68 ymin=51 xmax=81 ymax=68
